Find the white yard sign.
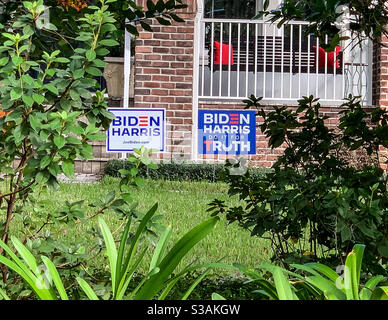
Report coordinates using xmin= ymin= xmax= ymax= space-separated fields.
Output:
xmin=106 ymin=108 xmax=165 ymax=152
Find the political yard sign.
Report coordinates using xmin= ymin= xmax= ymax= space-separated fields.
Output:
xmin=107 ymin=108 xmax=165 ymax=152
xmin=198 ymin=109 xmax=256 ymax=155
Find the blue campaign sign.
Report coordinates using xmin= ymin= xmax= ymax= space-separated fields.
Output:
xmin=107 ymin=108 xmax=165 ymax=152
xmin=198 ymin=109 xmax=257 ymax=155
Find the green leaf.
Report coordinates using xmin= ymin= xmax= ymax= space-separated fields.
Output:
xmin=304 ymin=275 xmax=346 ymax=300
xmin=44 ymin=84 xmax=59 ymax=95
xmin=73 ymin=69 xmax=85 ymax=79
xmin=54 ymin=57 xmax=70 ymax=63
xmin=352 ymin=244 xmax=365 ymax=289
xmin=360 ymin=275 xmax=386 ymax=300
xmin=99 ymin=39 xmax=119 ymax=47
xmin=304 ymin=263 xmax=341 ymax=283
xmin=182 ymin=268 xmax=212 ymax=300
xmin=114 ymin=218 xmax=132 ymax=296
xmin=98 ymin=218 xmax=118 ymax=295
xmin=0 ymin=288 xmax=10 ymax=300
xmin=135 ymin=216 xmax=219 ymax=300
xmin=62 ymin=160 xmax=74 ymax=178
xmin=76 ymin=277 xmax=99 ymax=300
xmin=115 ymin=204 xmax=159 ymax=300
xmin=0 ymin=56 xmax=9 ymax=66
xmin=344 ymin=250 xmax=360 ymax=300
xmin=272 ymin=267 xmax=297 ymax=300
xmin=12 ymin=56 xmax=23 ymax=66
xmin=22 ymin=95 xmax=34 ymax=107
xmin=85 ymin=67 xmax=102 ymax=76
xmin=211 ymin=293 xmax=226 ymax=300
xmin=33 ymin=93 xmax=45 ymax=105
xmin=40 ymin=155 xmax=51 ymax=169
xmin=10 ymin=88 xmax=23 ymax=100
xmin=10 ymin=236 xmax=39 ymax=276
xmin=41 ymin=256 xmax=68 ymax=300
xmin=149 ymin=225 xmax=172 ymax=272
xmin=86 ymin=50 xmax=96 ymax=61
xmin=54 ymin=135 xmax=66 ymax=149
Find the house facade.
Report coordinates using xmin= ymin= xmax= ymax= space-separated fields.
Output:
xmin=76 ymin=0 xmax=388 ymax=174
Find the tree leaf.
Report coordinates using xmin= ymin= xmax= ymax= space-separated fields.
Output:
xmin=62 ymin=160 xmax=74 ymax=178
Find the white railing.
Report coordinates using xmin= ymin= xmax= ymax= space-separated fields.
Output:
xmin=196 ymin=18 xmax=373 ymax=105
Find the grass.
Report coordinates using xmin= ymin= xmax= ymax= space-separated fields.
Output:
xmin=9 ymin=176 xmax=270 ymax=277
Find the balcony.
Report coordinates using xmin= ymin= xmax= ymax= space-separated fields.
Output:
xmin=196 ymin=18 xmax=373 ymax=105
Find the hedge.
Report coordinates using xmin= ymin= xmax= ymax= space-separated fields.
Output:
xmin=103 ymin=160 xmax=271 ymax=183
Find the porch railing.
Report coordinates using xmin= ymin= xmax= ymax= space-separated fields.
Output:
xmin=196 ymin=18 xmax=373 ymax=105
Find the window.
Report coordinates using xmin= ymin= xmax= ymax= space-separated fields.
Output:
xmin=204 ymin=0 xmax=283 ymax=19
xmin=204 ymin=0 xmax=258 ymax=19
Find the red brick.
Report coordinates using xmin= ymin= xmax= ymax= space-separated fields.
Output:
xmin=143 ymin=82 xmax=160 ymax=88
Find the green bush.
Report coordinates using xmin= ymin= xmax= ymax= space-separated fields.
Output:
xmin=104 ymin=160 xmax=271 ymax=183
xmin=227 ymin=244 xmax=388 ymax=300
xmin=210 ymin=95 xmax=388 ymax=275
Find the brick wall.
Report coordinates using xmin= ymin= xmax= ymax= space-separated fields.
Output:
xmin=73 ymin=0 xmax=388 ymax=174
xmin=374 ymin=36 xmax=388 ymax=169
xmin=133 ymin=0 xmax=197 ymax=161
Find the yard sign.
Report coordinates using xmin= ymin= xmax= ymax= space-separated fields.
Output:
xmin=106 ymin=108 xmax=165 ymax=152
xmin=198 ymin=109 xmax=256 ymax=155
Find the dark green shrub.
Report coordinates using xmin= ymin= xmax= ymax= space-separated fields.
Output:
xmin=210 ymin=95 xmax=388 ymax=275
xmin=104 ymin=160 xmax=271 ymax=183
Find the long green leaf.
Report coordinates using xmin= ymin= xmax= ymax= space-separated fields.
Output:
xmin=0 ymin=241 xmax=54 ymax=300
xmin=0 ymin=239 xmax=38 ymax=283
xmin=272 ymin=267 xmax=297 ymax=300
xmin=11 ymin=237 xmax=38 ymax=275
xmin=76 ymin=277 xmax=99 ymax=300
xmin=127 ymin=267 xmax=160 ymax=300
xmin=304 ymin=263 xmax=341 ymax=283
xmin=0 ymin=288 xmax=10 ymax=300
xmin=370 ymin=286 xmax=388 ymax=300
xmin=305 ymin=275 xmax=346 ymax=300
xmin=352 ymin=244 xmax=365 ymax=288
xmin=114 ymin=217 xmax=132 ymax=295
xmin=255 ymin=279 xmax=280 ymax=300
xmin=116 ymin=203 xmax=158 ymax=297
xmin=41 ymin=256 xmax=68 ymax=300
xmin=149 ymin=224 xmax=172 ymax=272
xmin=181 ymin=268 xmax=211 ymax=300
xmin=344 ymin=251 xmax=359 ymax=300
xmin=158 ymin=277 xmax=181 ymax=300
xmin=134 ymin=216 xmax=219 ymax=300
xmin=116 ymin=246 xmax=149 ymax=300
xmin=98 ymin=217 xmax=118 ymax=296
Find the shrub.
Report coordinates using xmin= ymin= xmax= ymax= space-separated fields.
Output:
xmin=223 ymin=244 xmax=388 ymax=300
xmin=104 ymin=160 xmax=271 ymax=183
xmin=210 ymin=95 xmax=388 ymax=275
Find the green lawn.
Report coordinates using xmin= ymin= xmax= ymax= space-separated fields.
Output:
xmin=11 ymin=177 xmax=270 ymax=276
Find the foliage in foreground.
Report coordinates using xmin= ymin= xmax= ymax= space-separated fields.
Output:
xmin=210 ymin=95 xmax=388 ymax=275
xmin=228 ymin=244 xmax=388 ymax=300
xmin=0 ymin=204 xmax=220 ymax=300
xmin=0 ymin=0 xmax=186 ymax=284
xmin=0 ymin=0 xmax=118 ymax=280
xmin=260 ymin=0 xmax=388 ymax=50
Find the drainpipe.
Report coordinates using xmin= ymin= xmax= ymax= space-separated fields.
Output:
xmin=192 ymin=0 xmax=204 ymax=163
xmin=122 ymin=19 xmax=132 ymax=160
